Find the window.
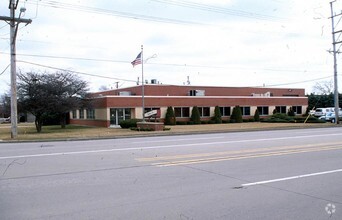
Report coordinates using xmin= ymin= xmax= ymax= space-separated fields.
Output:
xmin=276 ymin=106 xmax=287 ymax=114
xmin=219 ymin=107 xmax=231 ymax=116
xmin=72 ymin=110 xmax=77 ymax=119
xmin=174 ymin=107 xmax=190 ymax=118
xmin=292 ymin=106 xmax=302 ymax=114
xmin=240 ymin=107 xmax=251 ymax=116
xmin=86 ymin=109 xmax=95 ymax=119
xmin=79 ymin=109 xmax=84 ymax=119
xmin=198 ymin=107 xmax=210 ymax=117
xmin=257 ymin=106 xmax=269 ymax=116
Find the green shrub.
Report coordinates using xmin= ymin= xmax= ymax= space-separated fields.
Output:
xmin=190 ymin=106 xmax=201 ymax=124
xmin=254 ymin=109 xmax=260 ymax=122
xmin=130 ymin=127 xmax=154 ymax=131
xmin=176 ymin=121 xmax=187 ymax=125
xmin=119 ymin=119 xmax=141 ymax=128
xmin=201 ymin=121 xmax=208 ymax=124
xmin=164 ymin=106 xmax=176 ymax=125
xmin=294 ymin=116 xmax=326 ymax=123
xmin=287 ymin=107 xmax=295 ymax=116
xmin=249 ymin=118 xmax=255 ymax=122
xmin=222 ymin=120 xmax=229 ymax=123
xmin=261 ymin=114 xmax=326 ymax=123
xmin=212 ymin=106 xmax=222 ymax=124
xmin=230 ymin=106 xmax=243 ymax=123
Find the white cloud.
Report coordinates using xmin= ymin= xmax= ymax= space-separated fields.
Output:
xmin=0 ymin=0 xmax=340 ymax=94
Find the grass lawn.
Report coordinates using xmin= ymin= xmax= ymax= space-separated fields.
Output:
xmin=0 ymin=123 xmax=136 ymax=141
xmin=0 ymin=122 xmax=335 ymax=141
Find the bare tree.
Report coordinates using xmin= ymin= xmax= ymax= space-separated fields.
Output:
xmin=313 ymin=80 xmax=334 ymax=95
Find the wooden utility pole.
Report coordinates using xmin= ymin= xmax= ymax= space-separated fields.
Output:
xmin=330 ymin=1 xmax=341 ymax=124
xmin=0 ymin=0 xmax=32 ymax=138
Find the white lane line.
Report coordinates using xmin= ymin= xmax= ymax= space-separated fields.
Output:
xmin=242 ymin=169 xmax=342 ymax=187
xmin=1 ymin=133 xmax=342 ymax=160
xmin=131 ymin=136 xmax=225 ymax=144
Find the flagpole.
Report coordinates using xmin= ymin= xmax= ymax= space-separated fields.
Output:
xmin=141 ymin=45 xmax=145 ymax=122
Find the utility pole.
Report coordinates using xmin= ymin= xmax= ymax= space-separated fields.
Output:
xmin=0 ymin=0 xmax=32 ymax=138
xmin=330 ymin=1 xmax=341 ymax=124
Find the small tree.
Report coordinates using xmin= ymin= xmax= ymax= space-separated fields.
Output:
xmin=17 ymin=71 xmax=89 ymax=132
xmin=287 ymin=107 xmax=295 ymax=116
xmin=190 ymin=106 xmax=201 ymax=124
xmin=273 ymin=108 xmax=278 ymax=115
xmin=0 ymin=92 xmax=11 ymax=118
xmin=230 ymin=106 xmax=243 ymax=123
xmin=212 ymin=106 xmax=222 ymax=123
xmin=164 ymin=106 xmax=176 ymax=125
xmin=254 ymin=109 xmax=260 ymax=122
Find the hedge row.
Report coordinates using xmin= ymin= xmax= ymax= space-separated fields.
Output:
xmin=260 ymin=113 xmax=325 ymax=123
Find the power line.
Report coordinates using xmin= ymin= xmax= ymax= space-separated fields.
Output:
xmin=261 ymin=75 xmax=334 ymax=87
xmin=17 ymin=60 xmax=137 ymax=83
xmin=16 ymin=60 xmax=335 ymax=89
xmin=152 ymin=0 xmax=287 ymax=22
xmin=25 ymin=0 xmax=205 ymax=26
xmin=0 ymin=52 xmax=129 ymax=64
xmin=0 ymin=63 xmax=10 ymax=75
xmin=0 ymin=51 xmax=329 ymax=74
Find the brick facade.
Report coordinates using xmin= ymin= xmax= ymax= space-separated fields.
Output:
xmin=70 ymin=85 xmax=308 ymax=127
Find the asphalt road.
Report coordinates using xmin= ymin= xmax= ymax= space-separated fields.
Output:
xmin=0 ymin=127 xmax=342 ymax=220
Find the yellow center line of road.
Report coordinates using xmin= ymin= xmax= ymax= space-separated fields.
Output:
xmin=136 ymin=143 xmax=342 ymax=167
xmin=137 ymin=142 xmax=342 ymax=162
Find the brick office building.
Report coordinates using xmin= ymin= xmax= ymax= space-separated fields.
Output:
xmin=69 ymin=84 xmax=308 ymax=127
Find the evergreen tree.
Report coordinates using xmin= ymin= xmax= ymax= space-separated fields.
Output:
xmin=287 ymin=107 xmax=295 ymax=116
xmin=164 ymin=106 xmax=176 ymax=125
xmin=212 ymin=106 xmax=222 ymax=123
xmin=273 ymin=108 xmax=278 ymax=115
xmin=231 ymin=106 xmax=243 ymax=123
xmin=190 ymin=106 xmax=201 ymax=124
xmin=254 ymin=109 xmax=260 ymax=122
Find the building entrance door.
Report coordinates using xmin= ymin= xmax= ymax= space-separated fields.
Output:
xmin=110 ymin=108 xmax=131 ymax=126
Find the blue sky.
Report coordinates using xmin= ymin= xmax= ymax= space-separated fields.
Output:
xmin=0 ymin=0 xmax=341 ymax=94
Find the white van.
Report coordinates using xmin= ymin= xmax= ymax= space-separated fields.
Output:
xmin=314 ymin=107 xmax=340 ymax=117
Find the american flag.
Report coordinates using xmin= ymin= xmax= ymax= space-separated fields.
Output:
xmin=131 ymin=52 xmax=142 ymax=67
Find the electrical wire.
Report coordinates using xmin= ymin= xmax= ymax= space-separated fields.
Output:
xmin=0 ymin=64 xmax=11 ymax=75
xmin=16 ymin=60 xmax=334 ymax=89
xmin=0 ymin=52 xmax=129 ymax=64
xmin=0 ymin=24 xmax=8 ymax=30
xmin=0 ymin=51 xmax=328 ymax=74
xmin=151 ymin=0 xmax=287 ymax=22
xmin=261 ymin=75 xmax=334 ymax=87
xmin=24 ymin=0 xmax=205 ymax=26
xmin=17 ymin=60 xmax=137 ymax=83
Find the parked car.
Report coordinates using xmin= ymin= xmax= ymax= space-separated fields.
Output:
xmin=4 ymin=117 xmax=10 ymax=123
xmin=319 ymin=112 xmax=342 ymax=123
xmin=0 ymin=117 xmax=10 ymax=124
xmin=314 ymin=107 xmax=342 ymax=117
